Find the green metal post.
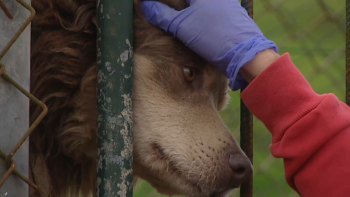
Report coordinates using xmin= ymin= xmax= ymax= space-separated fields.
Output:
xmin=96 ymin=0 xmax=134 ymax=196
xmin=346 ymin=0 xmax=350 ymax=106
xmin=240 ymin=0 xmax=254 ymax=197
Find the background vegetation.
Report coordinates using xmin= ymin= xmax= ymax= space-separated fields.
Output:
xmin=134 ymin=0 xmax=345 ymax=196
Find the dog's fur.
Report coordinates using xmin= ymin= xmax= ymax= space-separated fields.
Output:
xmin=29 ymin=0 xmax=250 ymax=196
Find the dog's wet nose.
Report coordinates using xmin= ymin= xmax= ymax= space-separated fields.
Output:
xmin=229 ymin=154 xmax=253 ymax=183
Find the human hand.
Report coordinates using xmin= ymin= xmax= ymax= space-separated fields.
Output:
xmin=141 ymin=0 xmax=279 ymax=90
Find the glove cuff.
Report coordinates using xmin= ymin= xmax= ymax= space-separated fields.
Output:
xmin=226 ymin=37 xmax=279 ymax=91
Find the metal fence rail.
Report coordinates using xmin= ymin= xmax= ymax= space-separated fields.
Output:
xmin=96 ymin=0 xmax=134 ymax=196
xmin=346 ymin=0 xmax=350 ymax=106
xmin=239 ymin=2 xmax=254 ymax=197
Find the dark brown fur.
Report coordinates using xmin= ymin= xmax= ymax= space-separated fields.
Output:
xmin=30 ymin=0 xmax=98 ymax=196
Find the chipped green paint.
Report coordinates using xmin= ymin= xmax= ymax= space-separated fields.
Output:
xmin=96 ymin=0 xmax=133 ymax=196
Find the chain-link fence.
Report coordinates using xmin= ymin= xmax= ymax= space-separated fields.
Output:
xmin=0 ymin=0 xmax=45 ymax=196
xmin=133 ymin=0 xmax=346 ymax=196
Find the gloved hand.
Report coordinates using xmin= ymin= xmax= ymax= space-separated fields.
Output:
xmin=141 ymin=0 xmax=278 ymax=90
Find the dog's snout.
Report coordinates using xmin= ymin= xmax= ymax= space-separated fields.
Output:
xmin=228 ymin=154 xmax=253 ymax=183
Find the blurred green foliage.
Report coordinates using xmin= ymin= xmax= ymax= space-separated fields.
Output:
xmin=133 ymin=0 xmax=345 ymax=196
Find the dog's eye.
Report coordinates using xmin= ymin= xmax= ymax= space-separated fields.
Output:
xmin=183 ymin=67 xmax=196 ymax=82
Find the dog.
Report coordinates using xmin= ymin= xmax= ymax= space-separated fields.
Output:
xmin=28 ymin=0 xmax=253 ymax=196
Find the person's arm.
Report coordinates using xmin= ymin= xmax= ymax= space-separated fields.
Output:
xmin=241 ymin=51 xmax=350 ymax=197
xmin=238 ymin=49 xmax=280 ymax=82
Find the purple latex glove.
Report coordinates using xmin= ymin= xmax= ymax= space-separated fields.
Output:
xmin=141 ymin=0 xmax=278 ymax=90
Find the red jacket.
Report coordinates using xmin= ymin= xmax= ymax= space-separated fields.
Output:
xmin=241 ymin=53 xmax=350 ymax=197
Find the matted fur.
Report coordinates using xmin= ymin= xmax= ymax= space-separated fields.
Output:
xmin=29 ymin=0 xmax=250 ymax=197
xmin=30 ymin=0 xmax=98 ymax=196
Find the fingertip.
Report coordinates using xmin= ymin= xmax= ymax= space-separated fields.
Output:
xmin=140 ymin=1 xmax=169 ymax=22
xmin=140 ymin=1 xmax=178 ymax=31
xmin=140 ymin=1 xmax=158 ymax=23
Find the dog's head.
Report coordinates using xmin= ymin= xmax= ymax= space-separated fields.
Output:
xmin=132 ymin=1 xmax=253 ymax=196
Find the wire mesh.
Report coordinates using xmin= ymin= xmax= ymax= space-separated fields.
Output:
xmin=0 ymin=0 xmax=13 ymax=19
xmin=0 ymin=0 xmax=46 ymax=192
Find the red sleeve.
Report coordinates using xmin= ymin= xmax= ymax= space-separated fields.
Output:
xmin=240 ymin=53 xmax=350 ymax=197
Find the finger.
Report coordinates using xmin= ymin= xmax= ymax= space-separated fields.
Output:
xmin=141 ymin=1 xmax=179 ymax=32
xmin=185 ymin=0 xmax=197 ymax=5
xmin=186 ymin=0 xmax=211 ymax=6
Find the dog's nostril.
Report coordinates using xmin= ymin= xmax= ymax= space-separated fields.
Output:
xmin=233 ymin=167 xmax=245 ymax=175
xmin=229 ymin=154 xmax=253 ymax=182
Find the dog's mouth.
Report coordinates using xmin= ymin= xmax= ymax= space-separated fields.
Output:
xmin=150 ymin=142 xmax=204 ymax=195
xmin=150 ymin=143 xmax=239 ymax=197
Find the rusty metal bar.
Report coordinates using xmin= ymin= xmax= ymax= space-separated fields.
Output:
xmin=240 ymin=0 xmax=254 ymax=197
xmin=0 ymin=63 xmax=46 ymax=191
xmin=0 ymin=161 xmax=15 ymax=188
xmin=346 ymin=0 xmax=350 ymax=105
xmin=0 ymin=63 xmax=48 ymax=165
xmin=0 ymin=0 xmax=36 ymax=60
xmin=0 ymin=0 xmax=14 ymax=19
xmin=96 ymin=0 xmax=134 ymax=196
xmin=0 ymin=149 xmax=38 ymax=190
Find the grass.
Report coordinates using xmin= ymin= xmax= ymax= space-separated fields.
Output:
xmin=133 ymin=0 xmax=345 ymax=196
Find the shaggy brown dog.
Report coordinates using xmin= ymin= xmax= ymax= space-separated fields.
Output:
xmin=29 ymin=0 xmax=253 ymax=197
